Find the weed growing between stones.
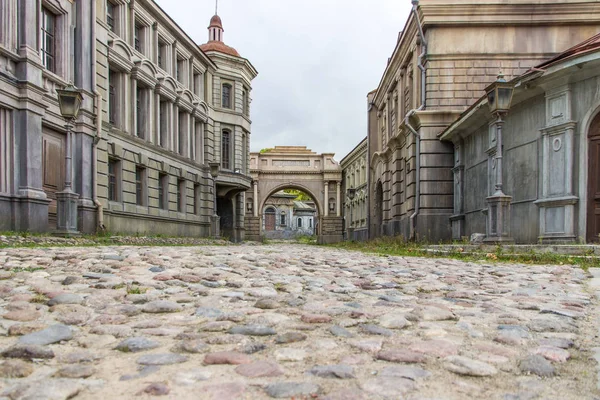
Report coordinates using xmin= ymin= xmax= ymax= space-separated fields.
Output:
xmin=328 ymin=236 xmax=599 ymax=270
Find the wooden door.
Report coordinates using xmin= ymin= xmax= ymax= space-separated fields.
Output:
xmin=42 ymin=129 xmax=65 ymax=230
xmin=265 ymin=209 xmax=276 ymax=231
xmin=588 ymin=114 xmax=600 ymax=242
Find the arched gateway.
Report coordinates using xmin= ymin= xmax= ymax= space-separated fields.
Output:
xmin=244 ymin=146 xmax=343 ymax=244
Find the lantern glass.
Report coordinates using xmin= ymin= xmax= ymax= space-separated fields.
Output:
xmin=56 ymin=84 xmax=83 ymax=120
xmin=497 ymin=87 xmax=514 ymax=112
xmin=485 ymin=74 xmax=513 ymax=114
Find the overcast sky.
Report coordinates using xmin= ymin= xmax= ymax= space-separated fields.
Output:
xmin=155 ymin=0 xmax=412 ymax=160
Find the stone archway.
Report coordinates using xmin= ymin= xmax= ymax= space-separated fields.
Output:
xmin=244 ymin=146 xmax=343 ymax=243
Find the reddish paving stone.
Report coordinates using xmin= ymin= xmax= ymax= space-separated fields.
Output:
xmin=3 ymin=310 xmax=40 ymax=322
xmin=199 ymin=382 xmax=247 ymax=400
xmin=377 ymin=349 xmax=427 ymax=363
xmin=204 ymin=351 xmax=252 ymax=365
xmin=301 ymin=314 xmax=332 ymax=323
xmin=234 ymin=360 xmax=284 ymax=377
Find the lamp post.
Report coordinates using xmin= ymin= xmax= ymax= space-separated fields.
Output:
xmin=484 ymin=74 xmax=514 ymax=243
xmin=55 ymin=83 xmax=83 ymax=235
xmin=209 ymin=162 xmax=220 ymax=238
xmin=347 ymin=188 xmax=356 ymax=241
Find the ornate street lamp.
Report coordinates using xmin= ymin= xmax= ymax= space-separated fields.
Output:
xmin=347 ymin=188 xmax=356 ymax=240
xmin=55 ymin=83 xmax=83 ymax=235
xmin=209 ymin=162 xmax=220 ymax=238
xmin=484 ymin=74 xmax=515 ymax=243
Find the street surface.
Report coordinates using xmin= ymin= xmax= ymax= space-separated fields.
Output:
xmin=0 ymin=244 xmax=597 ymax=399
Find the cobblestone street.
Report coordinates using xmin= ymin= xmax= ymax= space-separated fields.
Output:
xmin=0 ymin=244 xmax=598 ymax=399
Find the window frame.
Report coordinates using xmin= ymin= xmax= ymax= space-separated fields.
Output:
xmin=221 ymin=129 xmax=231 ymax=170
xmin=108 ymin=158 xmax=121 ymax=202
xmin=134 ymin=20 xmax=145 ymax=54
xmin=135 ymin=166 xmax=146 ymax=206
xmin=177 ymin=179 xmax=186 ymax=213
xmin=221 ymin=83 xmax=232 ymax=109
xmin=40 ymin=6 xmax=56 ymax=73
xmin=158 ymin=172 xmax=168 ymax=210
xmin=106 ymin=1 xmax=116 ymax=33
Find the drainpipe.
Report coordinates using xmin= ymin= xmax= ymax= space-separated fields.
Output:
xmin=405 ymin=0 xmax=427 ymax=241
xmin=91 ymin=0 xmax=105 ymax=231
xmin=405 ymin=110 xmax=421 ymax=241
xmin=412 ymin=0 xmax=427 ymax=109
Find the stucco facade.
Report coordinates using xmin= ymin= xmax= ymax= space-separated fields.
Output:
xmin=364 ymin=0 xmax=600 ymax=242
xmin=341 ymin=137 xmax=368 ymax=241
xmin=0 ymin=0 xmax=256 ymax=239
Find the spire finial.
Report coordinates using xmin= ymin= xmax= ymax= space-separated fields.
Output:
xmin=215 ymin=0 xmax=218 ymax=15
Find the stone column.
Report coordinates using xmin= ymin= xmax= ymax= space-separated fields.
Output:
xmin=253 ymin=180 xmax=258 ymax=217
xmin=154 ymin=92 xmax=160 ymax=145
xmin=14 ymin=110 xmax=50 ymax=232
xmin=152 ymin=22 xmax=158 ymax=64
xmin=131 ymin=78 xmax=137 ymax=136
xmin=171 ymin=103 xmax=178 ymax=152
xmin=324 ymin=181 xmax=329 ymax=217
xmin=336 ymin=182 xmax=341 ymax=216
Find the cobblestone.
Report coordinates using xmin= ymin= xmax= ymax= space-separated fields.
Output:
xmin=0 ymin=244 xmax=597 ymax=399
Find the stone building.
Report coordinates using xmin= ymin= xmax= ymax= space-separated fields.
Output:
xmin=363 ymin=0 xmax=600 ymax=242
xmin=340 ymin=137 xmax=368 ymax=241
xmin=440 ymin=34 xmax=600 ymax=243
xmin=262 ymin=191 xmax=316 ymax=239
xmin=0 ymin=0 xmax=256 ymax=239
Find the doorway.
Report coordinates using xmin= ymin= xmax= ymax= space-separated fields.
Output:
xmin=42 ymin=129 xmax=65 ymax=230
xmin=588 ymin=113 xmax=600 ymax=242
xmin=264 ymin=207 xmax=276 ymax=231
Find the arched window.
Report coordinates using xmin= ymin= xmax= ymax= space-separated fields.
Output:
xmin=222 ymin=83 xmax=232 ymax=108
xmin=297 ymin=218 xmax=302 ymax=228
xmin=221 ymin=129 xmax=231 ymax=170
xmin=280 ymin=212 xmax=286 ymax=226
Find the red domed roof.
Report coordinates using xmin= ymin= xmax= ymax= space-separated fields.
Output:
xmin=209 ymin=15 xmax=223 ymax=29
xmin=200 ymin=41 xmax=240 ymax=57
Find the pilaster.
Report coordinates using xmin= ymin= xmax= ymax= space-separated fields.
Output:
xmin=535 ymin=85 xmax=578 ymax=243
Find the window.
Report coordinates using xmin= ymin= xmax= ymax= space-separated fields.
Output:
xmin=194 ymin=183 xmax=201 ymax=215
xmin=40 ymin=7 xmax=55 ymax=72
xmin=309 ymin=219 xmax=312 ymax=228
xmin=193 ymin=72 xmax=202 ymax=97
xmin=158 ymin=39 xmax=167 ymax=70
xmin=106 ymin=1 xmax=116 ymax=32
xmin=108 ymin=159 xmax=120 ymax=202
xmin=242 ymin=88 xmax=248 ymax=115
xmin=297 ymin=218 xmax=302 ymax=228
xmin=176 ymin=57 xmax=185 ymax=83
xmin=134 ymin=22 xmax=143 ymax=53
xmin=280 ymin=213 xmax=286 ymax=226
xmin=177 ymin=179 xmax=185 ymax=213
xmin=158 ymin=173 xmax=168 ymax=209
xmin=221 ymin=130 xmax=231 ymax=170
xmin=222 ymin=83 xmax=231 ymax=108
xmin=109 ymin=70 xmax=117 ymax=124
xmin=159 ymin=100 xmax=168 ymax=147
xmin=135 ymin=166 xmax=146 ymax=206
